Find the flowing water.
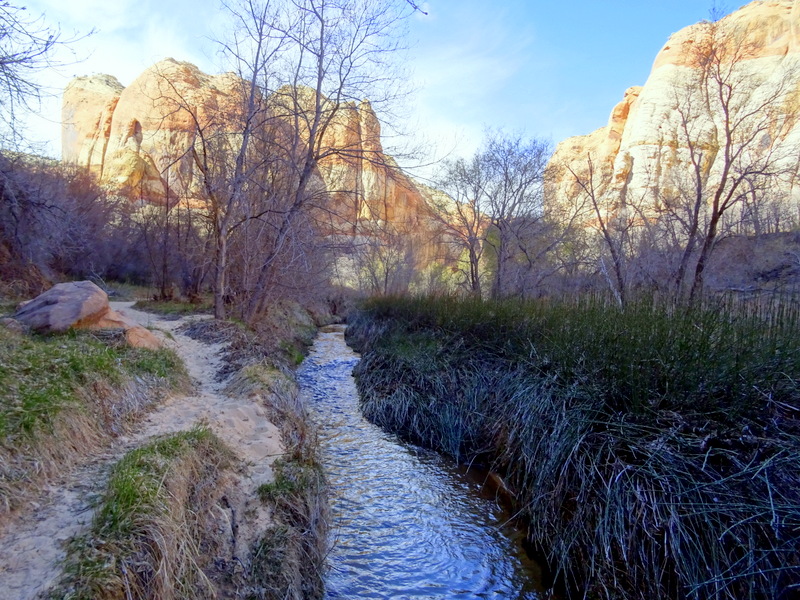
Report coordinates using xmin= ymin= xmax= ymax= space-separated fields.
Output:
xmin=298 ymin=325 xmax=543 ymax=599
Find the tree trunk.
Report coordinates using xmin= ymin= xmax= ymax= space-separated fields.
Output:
xmin=688 ymin=212 xmax=721 ymax=304
xmin=469 ymin=244 xmax=481 ymax=297
xmin=214 ymin=232 xmax=228 ymax=319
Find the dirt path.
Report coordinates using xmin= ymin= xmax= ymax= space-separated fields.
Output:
xmin=0 ymin=303 xmax=284 ymax=599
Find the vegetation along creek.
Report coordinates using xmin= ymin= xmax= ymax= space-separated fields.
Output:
xmin=299 ymin=325 xmax=544 ymax=598
xmin=4 ymin=1 xmax=800 ymax=598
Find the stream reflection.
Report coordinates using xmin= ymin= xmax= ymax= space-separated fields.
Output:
xmin=298 ymin=326 xmax=543 ymax=599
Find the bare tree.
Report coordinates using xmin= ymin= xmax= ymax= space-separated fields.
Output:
xmin=0 ymin=4 xmax=101 ymax=292
xmin=352 ymin=224 xmax=416 ymax=295
xmin=551 ymin=15 xmax=800 ymax=304
xmin=0 ymin=154 xmax=130 ymax=287
xmin=0 ymin=3 xmax=90 ymax=146
xmin=239 ymin=0 xmax=415 ymax=321
xmin=564 ymin=154 xmax=637 ymax=305
xmin=144 ymin=0 xmax=414 ymax=320
xmin=430 ymin=132 xmax=553 ymax=299
xmin=649 ymin=17 xmax=800 ymax=302
xmin=430 ymin=158 xmax=490 ymax=296
xmin=479 ymin=133 xmax=551 ymax=298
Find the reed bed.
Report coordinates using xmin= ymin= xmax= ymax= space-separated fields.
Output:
xmin=346 ymin=294 xmax=800 ymax=599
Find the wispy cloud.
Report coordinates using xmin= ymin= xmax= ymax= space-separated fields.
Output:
xmin=21 ymin=0 xmax=219 ymax=154
xmin=404 ymin=1 xmax=543 ymax=168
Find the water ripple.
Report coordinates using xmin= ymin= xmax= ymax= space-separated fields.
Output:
xmin=298 ymin=327 xmax=543 ymax=599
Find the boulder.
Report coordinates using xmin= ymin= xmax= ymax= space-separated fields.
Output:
xmin=122 ymin=325 xmax=162 ymax=350
xmin=14 ymin=281 xmax=111 ymax=332
xmin=92 ymin=307 xmax=162 ymax=350
xmin=13 ymin=281 xmax=162 ymax=349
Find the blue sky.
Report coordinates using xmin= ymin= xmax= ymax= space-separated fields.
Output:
xmin=24 ymin=0 xmax=727 ymax=164
xmin=406 ymin=0 xmax=724 ymax=164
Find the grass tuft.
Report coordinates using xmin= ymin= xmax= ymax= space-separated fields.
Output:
xmin=0 ymin=328 xmax=186 ymax=441
xmin=0 ymin=327 xmax=188 ymax=517
xmin=251 ymin=455 xmax=326 ymax=599
xmin=132 ymin=298 xmax=213 ymax=317
xmin=52 ymin=427 xmax=234 ymax=600
xmin=257 ymin=457 xmax=323 ymax=504
xmin=212 ymin=306 xmax=327 ymax=600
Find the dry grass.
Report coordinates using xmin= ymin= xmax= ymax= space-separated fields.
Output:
xmin=225 ymin=361 xmax=328 ymax=600
xmin=178 ymin=299 xmax=317 ymax=376
xmin=0 ymin=327 xmax=188 ymax=520
xmin=140 ymin=301 xmax=328 ymax=599
xmin=46 ymin=301 xmax=327 ymax=600
xmin=51 ymin=427 xmax=235 ymax=600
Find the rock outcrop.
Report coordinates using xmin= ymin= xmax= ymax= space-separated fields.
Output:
xmin=547 ymin=0 xmax=800 ymax=222
xmin=61 ymin=75 xmax=124 ymax=180
xmin=13 ymin=281 xmax=161 ymax=349
xmin=63 ymin=60 xmax=243 ymax=204
xmin=61 ymin=59 xmax=438 ymax=240
xmin=14 ymin=280 xmax=111 ymax=332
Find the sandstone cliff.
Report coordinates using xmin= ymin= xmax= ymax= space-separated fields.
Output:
xmin=61 ymin=59 xmax=437 ymax=243
xmin=548 ymin=0 xmax=800 ymax=225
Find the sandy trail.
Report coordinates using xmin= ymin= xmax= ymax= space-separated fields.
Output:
xmin=0 ymin=302 xmax=283 ymax=599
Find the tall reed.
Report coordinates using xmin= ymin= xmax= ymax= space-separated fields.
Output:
xmin=347 ymin=294 xmax=800 ymax=599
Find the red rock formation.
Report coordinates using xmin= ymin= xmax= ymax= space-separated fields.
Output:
xmin=63 ymin=59 xmax=244 ymax=203
xmin=62 ymin=74 xmax=123 ymax=179
xmin=61 ymin=60 xmax=438 ymax=243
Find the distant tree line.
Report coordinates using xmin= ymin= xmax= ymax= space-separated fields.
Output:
xmin=432 ymin=16 xmax=800 ymax=305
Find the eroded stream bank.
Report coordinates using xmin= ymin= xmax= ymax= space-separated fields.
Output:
xmin=0 ymin=301 xmax=327 ymax=600
xmin=299 ymin=326 xmax=543 ymax=599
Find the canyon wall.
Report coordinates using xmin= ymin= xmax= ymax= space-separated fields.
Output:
xmin=63 ymin=60 xmax=244 ymax=203
xmin=62 ymin=59 xmax=440 ymax=248
xmin=547 ymin=0 xmax=800 ymax=226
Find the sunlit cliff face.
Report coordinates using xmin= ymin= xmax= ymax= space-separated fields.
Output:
xmin=62 ymin=59 xmax=246 ymax=204
xmin=62 ymin=59 xmax=434 ymax=220
xmin=546 ymin=0 xmax=800 ymax=226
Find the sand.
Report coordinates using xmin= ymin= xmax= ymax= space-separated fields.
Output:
xmin=0 ymin=303 xmax=284 ymax=599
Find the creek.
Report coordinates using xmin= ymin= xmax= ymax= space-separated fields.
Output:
xmin=297 ymin=325 xmax=544 ymax=599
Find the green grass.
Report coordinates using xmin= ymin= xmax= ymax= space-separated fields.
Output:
xmin=53 ymin=427 xmax=233 ymax=600
xmin=0 ymin=327 xmax=185 ymax=441
xmin=347 ymin=294 xmax=800 ymax=600
xmin=257 ymin=456 xmax=322 ymax=503
xmin=132 ymin=298 xmax=213 ymax=316
xmin=279 ymin=340 xmax=307 ymax=366
xmin=0 ymin=326 xmax=188 ymax=517
xmin=251 ymin=454 xmax=326 ymax=599
xmin=349 ymin=294 xmax=800 ymax=417
xmin=96 ymin=428 xmax=222 ymax=533
xmin=0 ymin=299 xmax=17 ymax=316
